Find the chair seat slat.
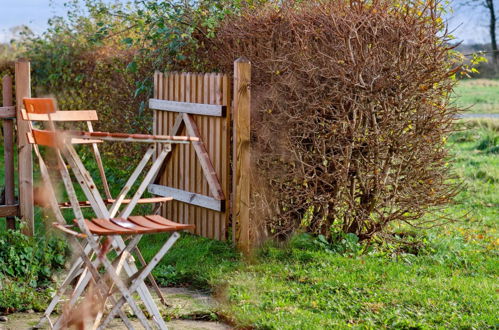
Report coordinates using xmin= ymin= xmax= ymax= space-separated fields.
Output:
xmin=68 ymin=215 xmax=194 ymax=236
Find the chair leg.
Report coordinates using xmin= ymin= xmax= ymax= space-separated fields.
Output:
xmin=36 ymin=257 xmax=85 ymax=328
xmin=111 ymin=235 xmax=168 ymax=326
xmin=52 ymin=236 xmax=150 ymax=330
xmin=99 ymin=232 xmax=180 ymax=330
xmin=135 ymin=246 xmax=168 ymax=306
xmin=91 ymin=235 xmax=143 ymax=329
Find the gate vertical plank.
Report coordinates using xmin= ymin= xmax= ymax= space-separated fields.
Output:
xmin=184 ymin=73 xmax=191 ymax=225
xmin=15 ymin=59 xmax=34 ymax=236
xmin=177 ymin=72 xmax=186 ymax=223
xmin=214 ymin=74 xmax=223 ymax=240
xmin=153 ymin=71 xmax=158 ymax=160
xmin=196 ymin=74 xmax=204 ymax=235
xmin=158 ymin=72 xmax=164 ymax=156
xmin=161 ymin=73 xmax=168 ymax=216
xmin=167 ymin=73 xmax=175 ymax=219
xmin=2 ymin=75 xmax=16 ymax=229
xmin=208 ymin=73 xmax=216 ymax=239
xmin=222 ymin=74 xmax=231 ymax=241
xmin=189 ymin=74 xmax=198 ymax=234
xmin=173 ymin=73 xmax=180 ymax=223
xmin=233 ymin=57 xmax=251 ymax=252
xmin=202 ymin=73 xmax=210 ymax=238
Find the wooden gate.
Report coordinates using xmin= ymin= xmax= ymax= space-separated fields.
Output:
xmin=148 ymin=72 xmax=231 ymax=240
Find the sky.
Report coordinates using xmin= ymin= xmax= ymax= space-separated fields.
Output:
xmin=0 ymin=0 xmax=493 ymax=45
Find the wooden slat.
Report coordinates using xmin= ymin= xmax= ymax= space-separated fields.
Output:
xmin=58 ymin=197 xmax=172 ymax=209
xmin=153 ymin=71 xmax=159 ymax=162
xmin=202 ymin=73 xmax=210 ymax=238
xmin=233 ymin=58 xmax=252 ymax=252
xmin=30 ymin=129 xmax=60 ymax=147
xmin=0 ymin=205 xmax=19 ymax=217
xmin=15 ymin=59 xmax=34 ymax=235
xmin=23 ymin=98 xmax=56 ymax=114
xmin=197 ymin=74 xmax=205 ymax=236
xmin=73 ymin=130 xmax=197 ymax=141
xmin=86 ymin=121 xmax=111 ymax=199
xmin=2 ymin=75 xmax=16 ymax=229
xmin=149 ymin=99 xmax=226 ymax=117
xmin=165 ymin=73 xmax=174 ymax=220
xmin=208 ymin=73 xmax=216 ymax=238
xmin=214 ymin=74 xmax=223 ymax=240
xmin=222 ymin=73 xmax=231 ymax=240
xmin=188 ymin=74 xmax=196 ymax=233
xmin=148 ymin=184 xmax=223 ymax=212
xmin=179 ymin=73 xmax=186 ymax=224
xmin=70 ymin=138 xmax=103 ymax=144
xmin=182 ymin=113 xmax=225 ymax=200
xmin=173 ymin=73 xmax=180 ymax=223
xmin=0 ymin=105 xmax=16 ymax=118
xmin=22 ymin=110 xmax=98 ymax=121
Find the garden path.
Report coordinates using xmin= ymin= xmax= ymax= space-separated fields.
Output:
xmin=0 ymin=287 xmax=231 ymax=329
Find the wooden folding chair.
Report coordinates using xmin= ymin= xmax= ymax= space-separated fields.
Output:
xmin=23 ymin=98 xmax=197 ymax=329
xmin=25 ymin=98 xmax=178 ymax=308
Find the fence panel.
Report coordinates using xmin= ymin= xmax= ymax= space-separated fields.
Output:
xmin=0 ymin=75 xmax=18 ymax=228
xmin=149 ymin=71 xmax=231 ymax=240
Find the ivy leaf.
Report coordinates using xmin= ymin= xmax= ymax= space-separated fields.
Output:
xmin=122 ymin=37 xmax=134 ymax=46
xmin=126 ymin=61 xmax=138 ymax=73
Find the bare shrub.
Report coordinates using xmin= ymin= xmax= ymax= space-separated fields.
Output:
xmin=207 ymin=0 xmax=461 ymax=240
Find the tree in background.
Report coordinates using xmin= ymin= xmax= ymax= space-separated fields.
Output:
xmin=0 ymin=26 xmax=32 ymax=62
xmin=461 ymin=0 xmax=498 ymax=64
xmin=484 ymin=0 xmax=497 ymax=63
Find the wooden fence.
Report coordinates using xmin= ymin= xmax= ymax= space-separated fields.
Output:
xmin=148 ymin=58 xmax=251 ymax=249
xmin=0 ymin=59 xmax=33 ymax=235
xmin=0 ymin=58 xmax=252 ymax=251
xmin=0 ymin=75 xmax=17 ymax=229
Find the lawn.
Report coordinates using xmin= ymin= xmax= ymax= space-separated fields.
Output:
xmin=134 ymin=122 xmax=498 ymax=329
xmin=453 ymin=79 xmax=499 ymax=114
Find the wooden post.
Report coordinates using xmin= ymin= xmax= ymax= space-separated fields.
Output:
xmin=2 ymin=75 xmax=16 ymax=229
xmin=233 ymin=57 xmax=251 ymax=253
xmin=15 ymin=59 xmax=34 ymax=236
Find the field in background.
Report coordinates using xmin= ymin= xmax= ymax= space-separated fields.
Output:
xmin=454 ymin=79 xmax=499 ymax=114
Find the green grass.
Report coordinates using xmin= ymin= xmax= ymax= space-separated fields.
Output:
xmin=138 ymin=124 xmax=498 ymax=329
xmin=453 ymin=79 xmax=499 ymax=114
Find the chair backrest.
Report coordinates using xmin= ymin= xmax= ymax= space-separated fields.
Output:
xmin=27 ymin=129 xmax=61 ymax=148
xmin=22 ymin=98 xmax=98 ymax=122
xmin=24 ymin=98 xmax=57 ymax=114
xmin=22 ymin=97 xmax=111 ymax=199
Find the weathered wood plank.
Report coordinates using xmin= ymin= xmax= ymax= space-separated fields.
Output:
xmin=148 ymin=184 xmax=223 ymax=212
xmin=2 ymin=75 xmax=16 ymax=229
xmin=149 ymin=99 xmax=226 ymax=117
xmin=221 ymin=74 xmax=231 ymax=241
xmin=21 ymin=110 xmax=98 ymax=121
xmin=15 ymin=59 xmax=34 ymax=235
xmin=0 ymin=205 xmax=19 ymax=217
xmin=183 ymin=113 xmax=225 ymax=201
xmin=233 ymin=57 xmax=252 ymax=253
xmin=180 ymin=72 xmax=187 ymax=223
xmin=0 ymin=105 xmax=16 ymax=118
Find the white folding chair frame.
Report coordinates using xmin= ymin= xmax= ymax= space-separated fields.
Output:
xmin=33 ymin=131 xmax=188 ymax=330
